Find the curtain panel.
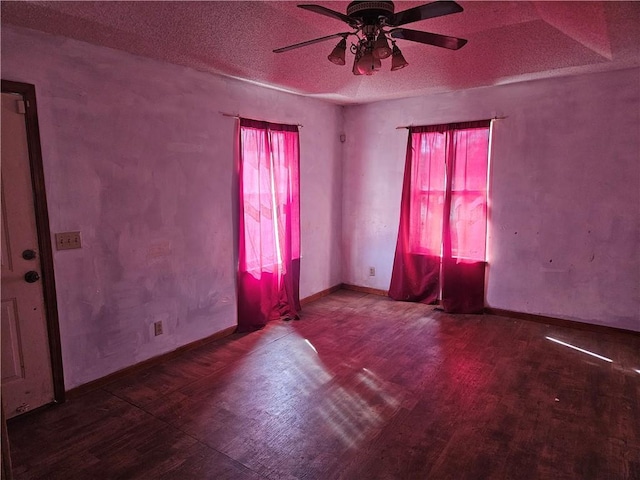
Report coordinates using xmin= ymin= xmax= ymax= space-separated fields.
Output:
xmin=389 ymin=120 xmax=490 ymax=313
xmin=237 ymin=118 xmax=300 ymax=331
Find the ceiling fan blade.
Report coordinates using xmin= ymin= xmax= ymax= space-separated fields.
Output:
xmin=298 ymin=5 xmax=360 ymax=28
xmin=390 ymin=28 xmax=467 ymax=50
xmin=273 ymin=32 xmax=350 ymax=53
xmin=388 ymin=1 xmax=463 ymax=27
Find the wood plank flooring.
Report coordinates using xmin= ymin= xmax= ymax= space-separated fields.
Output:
xmin=7 ymin=290 xmax=640 ymax=479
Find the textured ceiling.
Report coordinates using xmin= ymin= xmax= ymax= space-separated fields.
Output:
xmin=2 ymin=1 xmax=639 ymax=104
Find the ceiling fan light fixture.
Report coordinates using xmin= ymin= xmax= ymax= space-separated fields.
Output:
xmin=391 ymin=43 xmax=408 ymax=71
xmin=327 ymin=38 xmax=347 ymax=65
xmin=274 ymin=1 xmax=467 ymax=76
xmin=352 ymin=54 xmax=364 ymax=75
xmin=373 ymin=32 xmax=392 ymax=59
xmin=356 ymin=49 xmax=377 ymax=75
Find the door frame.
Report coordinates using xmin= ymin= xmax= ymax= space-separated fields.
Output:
xmin=2 ymin=79 xmax=65 ymax=405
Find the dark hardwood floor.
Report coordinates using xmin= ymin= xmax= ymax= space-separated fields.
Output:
xmin=7 ymin=290 xmax=640 ymax=479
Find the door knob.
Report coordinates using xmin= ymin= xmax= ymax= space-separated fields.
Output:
xmin=22 ymin=249 xmax=37 ymax=260
xmin=24 ymin=271 xmax=40 ymax=283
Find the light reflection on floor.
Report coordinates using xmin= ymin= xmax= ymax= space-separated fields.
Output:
xmin=360 ymin=367 xmax=401 ymax=411
xmin=545 ymin=336 xmax=613 ymax=363
xmin=265 ymin=333 xmax=402 ymax=449
xmin=304 ymin=338 xmax=318 ymax=354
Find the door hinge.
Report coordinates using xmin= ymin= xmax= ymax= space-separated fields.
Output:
xmin=16 ymin=99 xmax=27 ymax=114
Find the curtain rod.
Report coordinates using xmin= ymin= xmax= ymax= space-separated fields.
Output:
xmin=220 ymin=112 xmax=303 ymax=128
xmin=395 ymin=116 xmax=507 ymax=130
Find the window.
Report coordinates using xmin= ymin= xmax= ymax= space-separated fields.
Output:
xmin=390 ymin=120 xmax=491 ymax=312
xmin=408 ymin=124 xmax=489 ymax=260
xmin=237 ymin=118 xmax=300 ymax=330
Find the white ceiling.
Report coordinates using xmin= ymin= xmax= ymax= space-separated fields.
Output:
xmin=2 ymin=1 xmax=639 ymax=104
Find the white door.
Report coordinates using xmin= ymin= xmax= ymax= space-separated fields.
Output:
xmin=1 ymin=92 xmax=54 ymax=419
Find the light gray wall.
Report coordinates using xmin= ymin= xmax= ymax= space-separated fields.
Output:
xmin=1 ymin=25 xmax=344 ymax=389
xmin=342 ymin=67 xmax=640 ymax=332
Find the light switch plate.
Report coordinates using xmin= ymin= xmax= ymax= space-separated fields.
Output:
xmin=55 ymin=231 xmax=81 ymax=250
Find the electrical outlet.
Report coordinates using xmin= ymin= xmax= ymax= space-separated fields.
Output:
xmin=369 ymin=266 xmax=376 ymax=276
xmin=55 ymin=231 xmax=81 ymax=250
xmin=154 ymin=321 xmax=163 ymax=336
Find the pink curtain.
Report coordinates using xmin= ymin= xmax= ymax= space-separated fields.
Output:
xmin=389 ymin=121 xmax=490 ymax=313
xmin=237 ymin=118 xmax=300 ymax=331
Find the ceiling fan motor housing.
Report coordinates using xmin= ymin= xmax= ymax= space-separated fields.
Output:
xmin=347 ymin=1 xmax=395 ymax=23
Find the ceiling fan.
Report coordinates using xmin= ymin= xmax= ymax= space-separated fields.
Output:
xmin=273 ymin=0 xmax=467 ymax=76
